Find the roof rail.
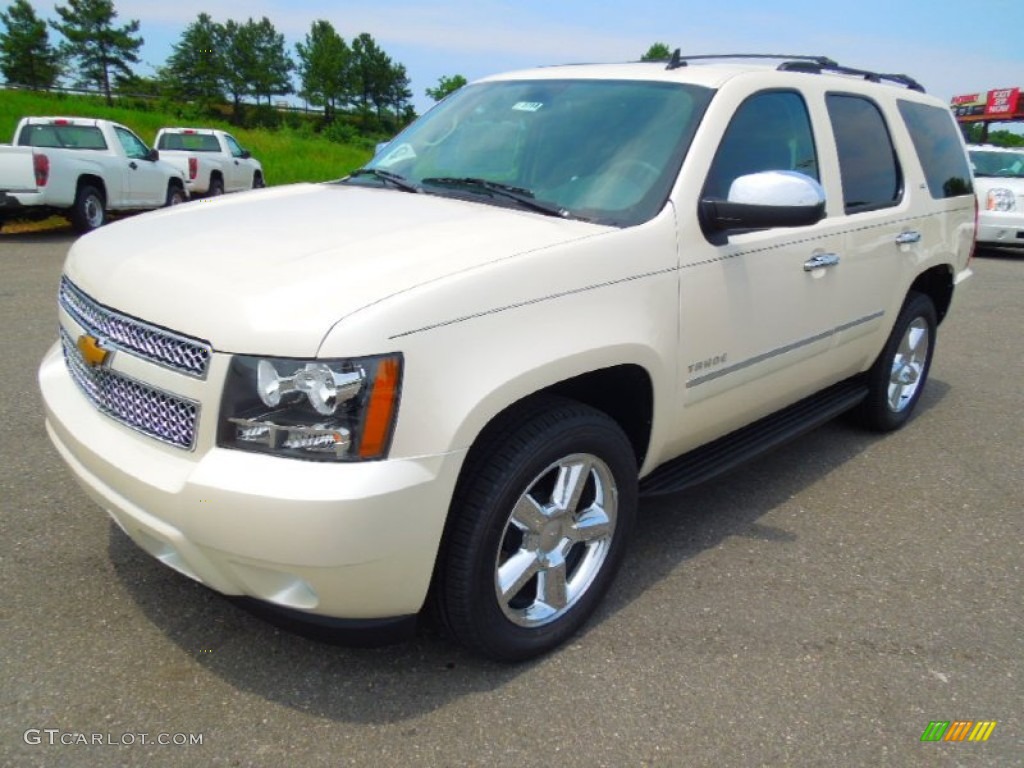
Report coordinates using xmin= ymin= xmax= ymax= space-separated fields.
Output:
xmin=663 ymin=51 xmax=924 ymax=92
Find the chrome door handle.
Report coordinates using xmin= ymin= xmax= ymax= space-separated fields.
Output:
xmin=804 ymin=253 xmax=840 ymax=271
xmin=895 ymin=230 xmax=922 ymax=245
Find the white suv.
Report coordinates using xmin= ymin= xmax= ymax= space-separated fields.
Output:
xmin=39 ymin=54 xmax=975 ymax=661
xmin=968 ymin=144 xmax=1024 ymax=250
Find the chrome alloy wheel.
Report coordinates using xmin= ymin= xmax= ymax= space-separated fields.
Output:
xmin=494 ymin=453 xmax=617 ymax=628
xmin=82 ymin=193 xmax=104 ymax=228
xmin=887 ymin=317 xmax=930 ymax=412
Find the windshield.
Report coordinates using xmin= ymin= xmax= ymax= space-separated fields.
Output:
xmin=969 ymin=149 xmax=1024 ymax=178
xmin=352 ymin=79 xmax=713 ymax=226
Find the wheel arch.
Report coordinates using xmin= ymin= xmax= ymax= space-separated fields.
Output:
xmin=908 ymin=265 xmax=954 ymax=324
xmin=456 ymin=363 xmax=655 ymax=479
xmin=76 ymin=174 xmax=106 ymax=201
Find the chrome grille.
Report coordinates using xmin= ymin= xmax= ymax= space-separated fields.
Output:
xmin=59 ymin=277 xmax=212 ymax=378
xmin=60 ymin=329 xmax=199 ymax=450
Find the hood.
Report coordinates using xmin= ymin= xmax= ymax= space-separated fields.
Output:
xmin=64 ymin=183 xmax=608 ymax=356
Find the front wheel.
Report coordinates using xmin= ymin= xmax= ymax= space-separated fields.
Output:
xmin=252 ymin=171 xmax=264 ymax=189
xmin=435 ymin=397 xmax=638 ymax=661
xmin=165 ymin=183 xmax=186 ymax=207
xmin=854 ymin=291 xmax=937 ymax=432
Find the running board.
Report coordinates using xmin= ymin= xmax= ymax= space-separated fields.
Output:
xmin=639 ymin=378 xmax=868 ymax=497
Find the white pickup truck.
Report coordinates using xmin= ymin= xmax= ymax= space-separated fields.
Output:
xmin=154 ymin=127 xmax=264 ymax=197
xmin=0 ymin=116 xmax=188 ymax=233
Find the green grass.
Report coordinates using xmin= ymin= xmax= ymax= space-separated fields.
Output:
xmin=0 ymin=89 xmax=374 ymax=186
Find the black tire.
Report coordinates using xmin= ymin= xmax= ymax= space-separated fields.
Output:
xmin=854 ymin=291 xmax=937 ymax=432
xmin=165 ymin=183 xmax=186 ymax=207
xmin=252 ymin=171 xmax=264 ymax=189
xmin=435 ymin=396 xmax=638 ymax=661
xmin=70 ymin=184 xmax=106 ymax=233
xmin=208 ymin=176 xmax=224 ymax=196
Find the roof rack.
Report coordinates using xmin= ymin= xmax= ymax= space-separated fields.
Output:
xmin=663 ymin=51 xmax=925 ymax=92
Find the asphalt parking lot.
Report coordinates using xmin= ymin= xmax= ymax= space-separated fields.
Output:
xmin=1 ymin=228 xmax=1021 ymax=767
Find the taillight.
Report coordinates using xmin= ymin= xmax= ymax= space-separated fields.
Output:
xmin=33 ymin=154 xmax=49 ymax=187
xmin=188 ymin=157 xmax=198 ymax=180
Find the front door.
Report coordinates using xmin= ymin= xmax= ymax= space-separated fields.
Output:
xmin=114 ymin=127 xmax=165 ymax=207
xmin=669 ymin=89 xmax=847 ymax=454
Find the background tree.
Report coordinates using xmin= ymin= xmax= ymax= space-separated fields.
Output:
xmin=350 ymin=32 xmax=390 ymax=117
xmin=296 ymin=20 xmax=351 ymax=123
xmin=640 ymin=42 xmax=672 ymax=62
xmin=220 ymin=17 xmax=293 ymax=120
xmin=220 ymin=18 xmax=255 ymax=119
xmin=161 ymin=12 xmax=225 ymax=113
xmin=0 ymin=0 xmax=62 ymax=88
xmin=384 ymin=62 xmax=412 ymax=126
xmin=425 ymin=74 xmax=466 ymax=102
xmin=246 ymin=17 xmax=293 ymax=108
xmin=350 ymin=32 xmax=413 ymax=129
xmin=51 ymin=0 xmax=142 ymax=105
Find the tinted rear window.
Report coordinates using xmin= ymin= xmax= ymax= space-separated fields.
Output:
xmin=897 ymin=101 xmax=973 ymax=198
xmin=826 ymin=94 xmax=902 ymax=213
xmin=18 ymin=124 xmax=107 ymax=150
xmin=157 ymin=133 xmax=221 ymax=152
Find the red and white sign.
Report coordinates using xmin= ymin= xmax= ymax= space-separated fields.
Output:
xmin=985 ymin=87 xmax=1020 ymax=116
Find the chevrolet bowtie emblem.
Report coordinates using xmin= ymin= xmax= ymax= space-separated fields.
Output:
xmin=77 ymin=334 xmax=110 ymax=367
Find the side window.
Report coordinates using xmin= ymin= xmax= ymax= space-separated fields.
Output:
xmin=224 ymin=134 xmax=245 ymax=158
xmin=897 ymin=100 xmax=973 ymax=198
xmin=114 ymin=127 xmax=149 ymax=160
xmin=703 ymin=90 xmax=819 ymax=200
xmin=826 ymin=94 xmax=901 ymax=212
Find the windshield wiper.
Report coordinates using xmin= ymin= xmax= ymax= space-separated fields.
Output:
xmin=421 ymin=177 xmax=569 ymax=218
xmin=346 ymin=168 xmax=420 ymax=193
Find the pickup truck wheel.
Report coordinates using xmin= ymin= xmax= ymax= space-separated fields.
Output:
xmin=165 ymin=184 xmax=185 ymax=207
xmin=70 ymin=185 xmax=105 ymax=233
xmin=437 ymin=398 xmax=637 ymax=661
xmin=208 ymin=177 xmax=224 ymax=196
xmin=855 ymin=291 xmax=937 ymax=432
xmin=252 ymin=171 xmax=264 ymax=189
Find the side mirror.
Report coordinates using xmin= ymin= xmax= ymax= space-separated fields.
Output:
xmin=146 ymin=147 xmax=160 ymax=162
xmin=240 ymin=150 xmax=251 ymax=159
xmin=700 ymin=171 xmax=825 ymax=232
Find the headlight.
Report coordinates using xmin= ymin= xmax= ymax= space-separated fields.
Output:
xmin=986 ymin=188 xmax=1016 ymax=212
xmin=218 ymin=354 xmax=402 ymax=461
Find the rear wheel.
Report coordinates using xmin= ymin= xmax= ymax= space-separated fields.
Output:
xmin=70 ymin=185 xmax=105 ymax=233
xmin=435 ymin=397 xmax=637 ymax=661
xmin=855 ymin=291 xmax=937 ymax=432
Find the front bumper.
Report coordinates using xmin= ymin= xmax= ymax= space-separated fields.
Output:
xmin=39 ymin=341 xmax=463 ymax=620
xmin=976 ymin=209 xmax=1024 ymax=247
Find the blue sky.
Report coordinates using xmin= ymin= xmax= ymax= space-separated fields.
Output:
xmin=33 ymin=0 xmax=1024 ymax=115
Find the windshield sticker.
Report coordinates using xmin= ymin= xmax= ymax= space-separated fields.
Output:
xmin=512 ymin=101 xmax=544 ymax=113
xmin=377 ymin=143 xmax=417 ymax=167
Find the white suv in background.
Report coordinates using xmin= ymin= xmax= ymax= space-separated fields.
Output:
xmin=40 ymin=54 xmax=975 ymax=661
xmin=968 ymin=144 xmax=1024 ymax=250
